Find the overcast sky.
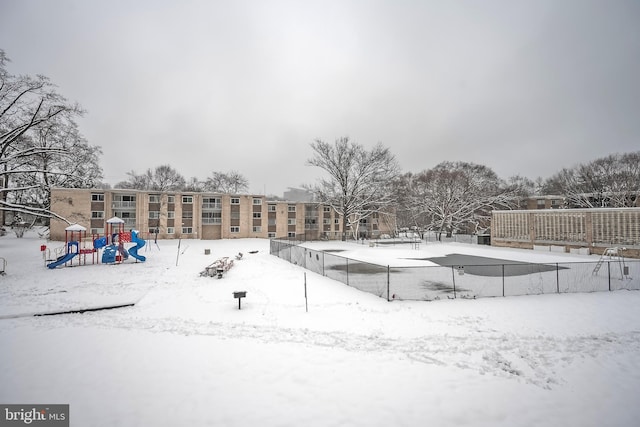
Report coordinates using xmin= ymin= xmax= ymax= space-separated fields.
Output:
xmin=1 ymin=0 xmax=639 ymax=196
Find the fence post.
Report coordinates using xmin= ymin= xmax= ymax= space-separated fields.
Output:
xmin=322 ymin=251 xmax=325 ymax=276
xmin=387 ymin=265 xmax=390 ymax=301
xmin=502 ymin=264 xmax=505 ymax=297
xmin=556 ymin=263 xmax=560 ymax=293
xmin=346 ymin=258 xmax=349 ymax=286
xmin=608 ymin=261 xmax=611 ymax=291
xmin=451 ymin=266 xmax=457 ymax=299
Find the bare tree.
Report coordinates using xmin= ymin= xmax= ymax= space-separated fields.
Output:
xmin=151 ymin=164 xmax=186 ymax=191
xmin=116 ymin=171 xmax=150 ymax=190
xmin=204 ymin=170 xmax=249 ymax=193
xmin=10 ymin=116 xmax=102 ymax=215
xmin=183 ymin=177 xmax=206 ymax=192
xmin=307 ymin=137 xmax=399 ymax=240
xmin=503 ymin=174 xmax=537 ymax=208
xmin=543 ymin=152 xmax=640 ymax=207
xmin=1 ymin=49 xmax=98 ymax=225
xmin=409 ymin=161 xmax=516 ymax=240
xmin=390 ymin=172 xmax=421 ymax=231
xmin=117 ymin=164 xmax=185 ymax=191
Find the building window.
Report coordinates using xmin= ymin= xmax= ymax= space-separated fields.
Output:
xmin=203 ymin=197 xmax=221 ymax=209
xmin=115 ymin=211 xmax=135 ymax=219
xmin=91 ymin=211 xmax=104 ymax=219
xmin=182 ymin=196 xmax=193 ymax=204
xmin=167 ymin=227 xmax=174 ymax=234
xmin=253 ymin=226 xmax=262 ymax=233
xmin=167 ymin=211 xmax=175 ymax=219
xmin=253 ymin=198 xmax=262 ymax=205
xmin=167 ymin=196 xmax=175 ymax=204
xmin=182 ymin=211 xmax=193 ymax=219
xmin=231 ymin=198 xmax=240 ymax=204
xmin=112 ymin=194 xmax=136 ymax=208
xmin=182 ymin=227 xmax=193 ymax=234
xmin=230 ymin=226 xmax=240 ymax=233
xmin=288 ymin=205 xmax=296 ymax=212
xmin=287 ymin=232 xmax=296 ymax=238
xmin=268 ymin=204 xmax=276 ymax=212
xmin=268 ymin=232 xmax=276 ymax=238
xmin=288 ymin=219 xmax=296 ymax=225
xmin=323 ymin=206 xmax=331 ymax=213
xmin=202 ymin=212 xmax=222 ymax=224
xmin=149 ymin=194 xmax=160 ymax=203
xmin=334 ymin=218 xmax=340 ymax=224
xmin=149 ymin=211 xmax=160 ymax=219
xmin=91 ymin=193 xmax=104 ymax=202
xmin=253 ymin=212 xmax=262 ymax=219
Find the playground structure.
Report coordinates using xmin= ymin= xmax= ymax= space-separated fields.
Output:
xmin=45 ymin=216 xmax=147 ymax=269
xmin=592 ymin=247 xmax=632 ymax=280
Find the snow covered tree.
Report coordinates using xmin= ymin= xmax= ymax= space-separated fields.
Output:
xmin=9 ymin=115 xmax=102 ymax=217
xmin=543 ymin=152 xmax=640 ymax=208
xmin=1 ymin=49 xmax=100 ymax=226
xmin=409 ymin=161 xmax=516 ymax=240
xmin=307 ymin=137 xmax=400 ymax=240
xmin=390 ymin=172 xmax=423 ymax=231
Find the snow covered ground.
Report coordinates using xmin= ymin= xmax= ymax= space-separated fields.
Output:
xmin=1 ymin=230 xmax=639 ymax=426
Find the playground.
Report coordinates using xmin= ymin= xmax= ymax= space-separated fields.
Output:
xmin=44 ymin=217 xmax=147 ymax=269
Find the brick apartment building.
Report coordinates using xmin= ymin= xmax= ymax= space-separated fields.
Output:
xmin=49 ymin=188 xmax=395 ymax=242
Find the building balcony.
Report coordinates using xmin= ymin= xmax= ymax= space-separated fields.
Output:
xmin=202 ymin=203 xmax=222 ymax=210
xmin=112 ymin=201 xmax=136 ymax=209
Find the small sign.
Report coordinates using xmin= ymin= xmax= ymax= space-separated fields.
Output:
xmin=233 ymin=291 xmax=247 ymax=309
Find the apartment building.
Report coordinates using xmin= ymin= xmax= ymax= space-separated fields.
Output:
xmin=49 ymin=188 xmax=394 ymax=241
xmin=521 ymin=195 xmax=565 ymax=210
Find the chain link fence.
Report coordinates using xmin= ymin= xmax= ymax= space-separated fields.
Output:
xmin=270 ymin=238 xmax=640 ymax=301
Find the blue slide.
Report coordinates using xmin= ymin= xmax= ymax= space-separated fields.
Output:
xmin=47 ymin=252 xmax=78 ymax=269
xmin=128 ymin=230 xmax=146 ymax=262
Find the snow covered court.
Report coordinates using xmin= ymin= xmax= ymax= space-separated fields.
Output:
xmin=1 ymin=231 xmax=639 ymax=427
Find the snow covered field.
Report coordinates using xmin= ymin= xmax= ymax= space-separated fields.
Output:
xmin=1 ymin=231 xmax=639 ymax=426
